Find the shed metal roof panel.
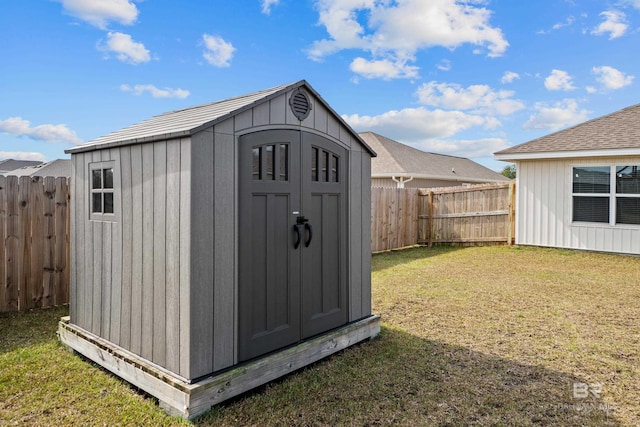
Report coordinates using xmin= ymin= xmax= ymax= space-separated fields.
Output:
xmin=67 ymin=83 xmax=295 ymax=153
xmin=67 ymin=81 xmax=375 ymax=156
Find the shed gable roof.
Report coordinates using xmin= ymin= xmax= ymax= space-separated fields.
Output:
xmin=67 ymin=80 xmax=374 ymax=155
xmin=495 ymin=102 xmax=640 ymax=160
xmin=360 ymin=132 xmax=508 ymax=183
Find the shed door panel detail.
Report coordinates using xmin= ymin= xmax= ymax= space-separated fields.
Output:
xmin=239 ymin=130 xmax=347 ymax=362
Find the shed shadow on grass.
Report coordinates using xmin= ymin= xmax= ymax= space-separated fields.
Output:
xmin=196 ymin=326 xmax=622 ymax=426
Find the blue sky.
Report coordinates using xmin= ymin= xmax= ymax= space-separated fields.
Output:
xmin=1 ymin=0 xmax=639 ymax=171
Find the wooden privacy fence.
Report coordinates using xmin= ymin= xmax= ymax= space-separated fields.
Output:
xmin=0 ymin=176 xmax=70 ymax=312
xmin=372 ymin=182 xmax=515 ymax=252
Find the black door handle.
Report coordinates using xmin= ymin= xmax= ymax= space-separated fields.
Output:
xmin=293 ymin=224 xmax=301 ymax=249
xmin=304 ymin=223 xmax=313 ymax=247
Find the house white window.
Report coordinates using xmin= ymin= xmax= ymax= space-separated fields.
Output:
xmin=572 ymin=165 xmax=640 ymax=225
xmin=90 ymin=161 xmax=116 ymax=221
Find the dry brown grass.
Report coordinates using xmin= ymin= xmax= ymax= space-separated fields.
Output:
xmin=1 ymin=245 xmax=638 ymax=425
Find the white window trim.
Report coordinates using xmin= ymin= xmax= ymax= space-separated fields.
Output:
xmin=89 ymin=161 xmax=118 ymax=222
xmin=570 ymin=163 xmax=640 ymax=228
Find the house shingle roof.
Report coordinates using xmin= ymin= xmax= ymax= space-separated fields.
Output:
xmin=495 ymin=103 xmax=640 ymax=157
xmin=9 ymin=159 xmax=71 ymax=177
xmin=0 ymin=159 xmax=43 ymax=174
xmin=360 ymin=132 xmax=508 ymax=183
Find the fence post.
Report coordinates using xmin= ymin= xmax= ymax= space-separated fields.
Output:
xmin=0 ymin=176 xmax=5 ymax=311
xmin=508 ymin=181 xmax=515 ymax=246
xmin=427 ymin=191 xmax=434 ymax=247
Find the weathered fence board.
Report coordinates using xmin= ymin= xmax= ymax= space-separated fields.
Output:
xmin=0 ymin=176 xmax=70 ymax=312
xmin=372 ymin=182 xmax=515 ymax=252
xmin=370 ymin=188 xmax=420 ymax=252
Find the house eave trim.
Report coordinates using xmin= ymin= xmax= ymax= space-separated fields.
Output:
xmin=495 ymin=147 xmax=640 ymax=161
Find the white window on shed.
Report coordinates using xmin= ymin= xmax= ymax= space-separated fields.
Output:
xmin=90 ymin=161 xmax=116 ymax=221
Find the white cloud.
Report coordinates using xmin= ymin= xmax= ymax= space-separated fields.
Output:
xmin=523 ymin=99 xmax=589 ymax=131
xmin=544 ymin=69 xmax=575 ymax=91
xmin=202 ymin=34 xmax=235 ymax=67
xmin=308 ymin=0 xmax=508 ymax=79
xmin=592 ymin=10 xmax=628 ymax=39
xmin=501 ymin=71 xmax=520 ymax=84
xmin=120 ymin=84 xmax=190 ymax=99
xmin=553 ymin=16 xmax=575 ymax=30
xmin=99 ymin=32 xmax=151 ymax=64
xmin=586 ymin=86 xmax=597 ymax=94
xmin=57 ymin=0 xmax=138 ymax=29
xmin=0 ymin=152 xmax=47 ymax=162
xmin=416 ymin=81 xmax=525 ymax=116
xmin=620 ymin=0 xmax=640 ymax=9
xmin=592 ymin=65 xmax=634 ymax=89
xmin=350 ymin=57 xmax=419 ymax=79
xmin=411 ymin=137 xmax=510 ymax=158
xmin=343 ymin=107 xmax=487 ymax=141
xmin=0 ymin=117 xmax=83 ymax=145
xmin=261 ymin=0 xmax=280 ymax=15
xmin=436 ymin=59 xmax=452 ymax=72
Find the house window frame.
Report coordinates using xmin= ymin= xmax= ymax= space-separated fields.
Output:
xmin=89 ymin=161 xmax=117 ymax=222
xmin=571 ymin=163 xmax=640 ymax=227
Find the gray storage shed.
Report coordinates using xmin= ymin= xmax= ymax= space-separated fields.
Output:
xmin=58 ymin=80 xmax=380 ymax=418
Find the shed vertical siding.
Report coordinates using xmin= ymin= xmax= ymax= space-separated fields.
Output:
xmin=212 ymin=120 xmax=236 ymax=371
xmin=348 ymin=146 xmax=372 ymax=321
xmin=71 ymin=139 xmax=193 ymax=379
xmin=190 ymin=129 xmax=215 ymax=377
xmin=516 ymin=156 xmax=640 ymax=254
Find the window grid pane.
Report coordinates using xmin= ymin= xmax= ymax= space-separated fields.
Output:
xmin=92 ymin=192 xmax=102 ymax=213
xmin=279 ymin=144 xmax=288 ymax=181
xmin=92 ymin=169 xmax=102 ymax=189
xmin=616 ymin=197 xmax=640 ymax=225
xmin=331 ymin=155 xmax=339 ymax=183
xmin=103 ymin=168 xmax=114 ymax=189
xmin=265 ymin=145 xmax=274 ymax=180
xmin=103 ymin=192 xmax=114 ymax=214
xmin=573 ymin=196 xmax=610 ymax=223
xmin=573 ymin=167 xmax=610 ymax=193
xmin=322 ymin=151 xmax=329 ymax=182
xmin=616 ymin=165 xmax=640 ymax=194
xmin=311 ymin=147 xmax=318 ymax=182
xmin=252 ymin=147 xmax=261 ymax=180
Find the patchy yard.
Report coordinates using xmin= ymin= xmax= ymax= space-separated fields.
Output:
xmin=1 ymin=246 xmax=638 ymax=425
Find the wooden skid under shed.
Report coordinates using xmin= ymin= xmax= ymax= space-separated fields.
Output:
xmin=58 ymin=315 xmax=381 ymax=420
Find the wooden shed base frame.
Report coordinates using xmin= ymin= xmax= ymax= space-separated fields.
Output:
xmin=58 ymin=315 xmax=381 ymax=420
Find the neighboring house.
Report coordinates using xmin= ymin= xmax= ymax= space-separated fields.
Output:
xmin=360 ymin=132 xmax=509 ymax=188
xmin=8 ymin=159 xmax=71 ymax=177
xmin=494 ymin=103 xmax=640 ymax=255
xmin=0 ymin=159 xmax=43 ymax=175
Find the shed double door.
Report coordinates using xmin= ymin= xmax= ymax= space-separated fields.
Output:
xmin=238 ymin=130 xmax=347 ymax=362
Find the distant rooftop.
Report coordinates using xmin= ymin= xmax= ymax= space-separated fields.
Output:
xmin=360 ymin=132 xmax=508 ymax=183
xmin=0 ymin=159 xmax=43 ymax=174
xmin=8 ymin=159 xmax=71 ymax=177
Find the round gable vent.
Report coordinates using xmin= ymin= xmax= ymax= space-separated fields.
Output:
xmin=289 ymin=89 xmax=312 ymax=121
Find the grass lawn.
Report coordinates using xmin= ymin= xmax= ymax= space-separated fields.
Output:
xmin=1 ymin=245 xmax=639 ymax=425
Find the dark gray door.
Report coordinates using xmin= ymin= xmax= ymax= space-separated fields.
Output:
xmin=238 ymin=130 xmax=347 ymax=362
